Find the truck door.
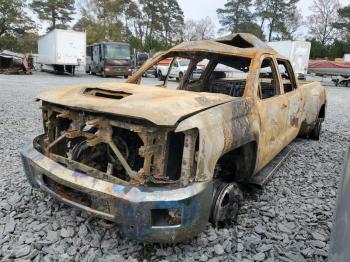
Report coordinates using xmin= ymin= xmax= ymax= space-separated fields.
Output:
xmin=256 ymin=56 xmax=289 ymax=170
xmin=170 ymin=60 xmax=180 ymax=78
xmin=276 ymin=59 xmax=303 ymax=142
xmin=92 ymin=45 xmax=100 ymax=72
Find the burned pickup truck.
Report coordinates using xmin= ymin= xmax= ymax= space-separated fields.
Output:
xmin=21 ymin=34 xmax=326 ymax=242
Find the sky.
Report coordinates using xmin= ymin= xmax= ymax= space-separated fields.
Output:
xmin=177 ymin=0 xmax=350 ymax=39
xmin=32 ymin=0 xmax=350 ymax=38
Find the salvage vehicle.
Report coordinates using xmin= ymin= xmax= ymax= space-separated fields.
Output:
xmin=21 ymin=33 xmax=326 ymax=243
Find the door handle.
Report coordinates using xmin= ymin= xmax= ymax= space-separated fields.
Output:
xmin=281 ymin=104 xmax=288 ymax=109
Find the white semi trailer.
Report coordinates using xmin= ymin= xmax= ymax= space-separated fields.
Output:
xmin=38 ymin=29 xmax=86 ymax=75
xmin=267 ymin=40 xmax=311 ymax=79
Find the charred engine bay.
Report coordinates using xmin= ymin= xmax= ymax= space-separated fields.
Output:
xmin=37 ymin=102 xmax=197 ymax=187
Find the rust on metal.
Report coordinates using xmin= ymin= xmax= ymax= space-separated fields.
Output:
xmin=0 ymin=50 xmax=32 ymax=74
xmin=21 ymin=33 xmax=327 ymax=242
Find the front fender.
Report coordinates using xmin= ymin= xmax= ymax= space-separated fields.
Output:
xmin=175 ymin=98 xmax=258 ymax=181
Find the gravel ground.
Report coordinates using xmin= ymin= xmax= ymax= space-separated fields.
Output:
xmin=0 ymin=72 xmax=349 ymax=261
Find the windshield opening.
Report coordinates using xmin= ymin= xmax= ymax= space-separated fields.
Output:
xmin=104 ymin=44 xmax=131 ymax=60
xmin=178 ymin=60 xmax=190 ymax=66
xmin=133 ymin=52 xmax=251 ymax=96
xmin=138 ymin=53 xmax=149 ymax=61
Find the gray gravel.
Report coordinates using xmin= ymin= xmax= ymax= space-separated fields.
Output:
xmin=0 ymin=72 xmax=349 ymax=261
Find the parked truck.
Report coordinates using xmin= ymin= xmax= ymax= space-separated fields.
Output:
xmin=156 ymin=57 xmax=190 ymax=81
xmin=37 ymin=29 xmax=86 ymax=75
xmin=267 ymin=40 xmax=311 ymax=80
xmin=134 ymin=52 xmax=149 ymax=68
xmin=21 ymin=33 xmax=326 ymax=243
xmin=86 ymin=42 xmax=132 ymax=78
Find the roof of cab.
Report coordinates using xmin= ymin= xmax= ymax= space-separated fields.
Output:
xmin=168 ymin=33 xmax=277 ymax=58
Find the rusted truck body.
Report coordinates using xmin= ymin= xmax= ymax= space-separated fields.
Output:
xmin=21 ymin=34 xmax=326 ymax=242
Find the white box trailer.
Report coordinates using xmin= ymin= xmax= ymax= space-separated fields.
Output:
xmin=344 ymin=54 xmax=350 ymax=62
xmin=267 ymin=41 xmax=311 ymax=77
xmin=38 ymin=29 xmax=86 ymax=75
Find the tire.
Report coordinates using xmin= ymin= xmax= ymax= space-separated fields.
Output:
xmin=158 ymin=70 xmax=165 ymax=81
xmin=179 ymin=72 xmax=184 ymax=82
xmin=21 ymin=155 xmax=40 ymax=188
xmin=124 ymin=75 xmax=128 ymax=79
xmin=209 ymin=181 xmax=243 ymax=227
xmin=310 ymin=118 xmax=323 ymax=140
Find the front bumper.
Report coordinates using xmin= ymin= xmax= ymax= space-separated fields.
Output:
xmin=20 ymin=144 xmax=212 ymax=242
xmin=104 ymin=66 xmax=132 ymax=76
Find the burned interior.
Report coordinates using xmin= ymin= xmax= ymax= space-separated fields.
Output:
xmin=136 ymin=51 xmax=252 ymax=97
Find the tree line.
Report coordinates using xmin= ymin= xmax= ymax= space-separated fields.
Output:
xmin=1 ymin=0 xmax=350 ymax=59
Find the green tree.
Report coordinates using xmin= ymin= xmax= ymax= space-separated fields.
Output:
xmin=256 ymin=0 xmax=299 ymax=41
xmin=308 ymin=38 xmax=329 ymax=59
xmin=239 ymin=22 xmax=265 ymax=39
xmin=328 ymin=40 xmax=350 ymax=59
xmin=30 ymin=0 xmax=75 ymax=31
xmin=308 ymin=38 xmax=350 ymax=60
xmin=123 ymin=0 xmax=184 ymax=52
xmin=75 ymin=0 xmax=184 ymax=52
xmin=260 ymin=0 xmax=299 ymax=41
xmin=74 ymin=0 xmax=125 ymax=43
xmin=160 ymin=0 xmax=184 ymax=45
xmin=333 ymin=5 xmax=350 ymax=41
xmin=140 ymin=0 xmax=164 ymax=49
xmin=0 ymin=0 xmax=36 ymax=51
xmin=255 ymin=0 xmax=271 ymax=38
xmin=124 ymin=0 xmax=144 ymax=39
xmin=0 ymin=0 xmax=35 ymax=38
xmin=217 ymin=0 xmax=253 ymax=33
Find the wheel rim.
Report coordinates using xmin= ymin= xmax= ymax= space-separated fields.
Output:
xmin=210 ymin=182 xmax=242 ymax=227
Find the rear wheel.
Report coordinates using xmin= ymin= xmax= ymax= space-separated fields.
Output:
xmin=124 ymin=75 xmax=128 ymax=79
xmin=179 ymin=72 xmax=184 ymax=82
xmin=158 ymin=70 xmax=165 ymax=81
xmin=209 ymin=181 xmax=243 ymax=227
xmin=310 ymin=118 xmax=323 ymax=140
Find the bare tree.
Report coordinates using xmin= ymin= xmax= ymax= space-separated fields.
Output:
xmin=183 ymin=17 xmax=216 ymax=42
xmin=307 ymin=0 xmax=341 ymax=45
xmin=183 ymin=19 xmax=197 ymax=41
xmin=195 ymin=17 xmax=216 ymax=40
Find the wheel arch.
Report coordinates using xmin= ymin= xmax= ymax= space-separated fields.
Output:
xmin=214 ymin=140 xmax=258 ymax=183
xmin=319 ymin=103 xmax=326 ymax=119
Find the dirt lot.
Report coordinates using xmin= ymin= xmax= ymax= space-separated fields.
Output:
xmin=0 ymin=72 xmax=349 ymax=261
